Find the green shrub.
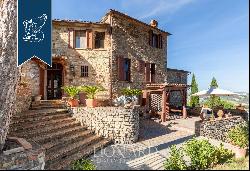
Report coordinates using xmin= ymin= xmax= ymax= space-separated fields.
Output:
xmin=164 ymin=139 xmax=234 ymax=170
xmin=220 ymin=100 xmax=235 ymax=109
xmin=79 ymin=85 xmax=105 ymax=99
xmin=215 ymin=143 xmax=234 ymax=164
xmin=184 ymin=138 xmax=219 ymax=170
xmin=203 ymin=98 xmax=235 ymax=109
xmin=121 ymin=88 xmax=142 ymax=97
xmin=62 ymin=86 xmax=80 ymax=98
xmin=228 ymin=124 xmax=249 ymax=148
xmin=72 ymin=159 xmax=96 ymax=170
xmin=164 ymin=145 xmax=187 ymax=170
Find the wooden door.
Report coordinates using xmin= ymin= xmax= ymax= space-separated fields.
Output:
xmin=47 ymin=63 xmax=63 ymax=100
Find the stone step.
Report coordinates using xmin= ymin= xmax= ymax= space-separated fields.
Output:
xmin=12 ymin=108 xmax=68 ymax=120
xmin=45 ymin=134 xmax=102 ymax=163
xmin=10 ymin=121 xmax=80 ymax=138
xmin=46 ymin=138 xmax=112 ymax=170
xmin=11 ymin=111 xmax=69 ymax=124
xmin=33 ymin=100 xmax=64 ymax=104
xmin=31 ymin=125 xmax=87 ymax=144
xmin=30 ymin=105 xmax=65 ymax=110
xmin=31 ymin=103 xmax=65 ymax=108
xmin=41 ymin=129 xmax=94 ymax=151
xmin=10 ymin=117 xmax=76 ymax=133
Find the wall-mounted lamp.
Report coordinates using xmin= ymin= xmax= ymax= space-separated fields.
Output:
xmin=70 ymin=64 xmax=75 ymax=77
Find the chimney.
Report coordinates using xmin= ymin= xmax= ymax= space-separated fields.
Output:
xmin=150 ymin=20 xmax=158 ymax=28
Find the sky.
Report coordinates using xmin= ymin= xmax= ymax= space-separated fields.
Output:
xmin=52 ymin=0 xmax=249 ymax=92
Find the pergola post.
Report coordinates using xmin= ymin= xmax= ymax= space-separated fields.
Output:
xmin=181 ymin=89 xmax=187 ymax=119
xmin=161 ymin=88 xmax=167 ymax=122
xmin=144 ymin=91 xmax=150 ymax=112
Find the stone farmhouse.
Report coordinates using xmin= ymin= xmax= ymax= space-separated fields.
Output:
xmin=3 ymin=9 xmax=192 ymax=170
xmin=20 ymin=9 xmax=189 ymax=106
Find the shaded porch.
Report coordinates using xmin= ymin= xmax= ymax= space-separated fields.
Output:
xmin=143 ymin=83 xmax=190 ymax=122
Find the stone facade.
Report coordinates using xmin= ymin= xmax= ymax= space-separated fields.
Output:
xmin=14 ymin=82 xmax=32 ymax=115
xmin=52 ymin=21 xmax=112 ymax=100
xmin=0 ymin=138 xmax=45 ymax=170
xmin=20 ymin=61 xmax=40 ymax=96
xmin=103 ymin=12 xmax=168 ymax=98
xmin=20 ymin=10 xmax=176 ymax=101
xmin=195 ymin=116 xmax=247 ymax=142
xmin=70 ymin=106 xmax=141 ymax=144
xmin=166 ymin=68 xmax=190 ymax=106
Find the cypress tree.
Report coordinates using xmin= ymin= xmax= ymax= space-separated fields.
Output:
xmin=209 ymin=77 xmax=220 ymax=107
xmin=190 ymin=74 xmax=199 ymax=107
xmin=210 ymin=77 xmax=218 ymax=88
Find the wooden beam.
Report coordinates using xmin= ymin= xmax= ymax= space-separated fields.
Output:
xmin=166 ymin=91 xmax=170 ymax=120
xmin=180 ymin=89 xmax=187 ymax=119
xmin=145 ymin=91 xmax=150 ymax=112
xmin=161 ymin=89 xmax=167 ymax=122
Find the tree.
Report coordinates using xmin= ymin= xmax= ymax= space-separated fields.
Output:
xmin=190 ymin=74 xmax=199 ymax=107
xmin=209 ymin=77 xmax=220 ymax=107
xmin=210 ymin=77 xmax=218 ymax=88
xmin=0 ymin=0 xmax=18 ymax=151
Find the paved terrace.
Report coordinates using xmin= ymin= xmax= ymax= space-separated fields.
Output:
xmin=89 ymin=116 xmax=200 ymax=170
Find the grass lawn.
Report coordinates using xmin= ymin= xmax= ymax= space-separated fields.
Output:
xmin=212 ymin=156 xmax=249 ymax=170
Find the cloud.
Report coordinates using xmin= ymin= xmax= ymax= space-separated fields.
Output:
xmin=121 ymin=0 xmax=195 ymax=19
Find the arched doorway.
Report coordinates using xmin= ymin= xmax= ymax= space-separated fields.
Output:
xmin=47 ymin=63 xmax=63 ymax=100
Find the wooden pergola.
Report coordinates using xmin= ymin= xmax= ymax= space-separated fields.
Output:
xmin=143 ymin=83 xmax=190 ymax=122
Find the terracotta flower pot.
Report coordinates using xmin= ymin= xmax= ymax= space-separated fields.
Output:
xmin=86 ymin=99 xmax=97 ymax=108
xmin=232 ymin=146 xmax=247 ymax=159
xmin=68 ymin=99 xmax=79 ymax=107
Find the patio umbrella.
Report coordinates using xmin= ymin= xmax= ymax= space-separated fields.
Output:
xmin=191 ymin=87 xmax=239 ymax=109
xmin=191 ymin=87 xmax=239 ymax=97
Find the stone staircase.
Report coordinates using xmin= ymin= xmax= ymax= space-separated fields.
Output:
xmin=8 ymin=100 xmax=112 ymax=170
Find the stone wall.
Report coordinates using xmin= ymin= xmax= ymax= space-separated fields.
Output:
xmin=188 ymin=107 xmax=248 ymax=120
xmin=20 ymin=61 xmax=40 ymax=96
xmin=0 ymin=138 xmax=45 ymax=170
xmin=52 ymin=23 xmax=112 ymax=100
xmin=14 ymin=82 xmax=32 ymax=115
xmin=106 ymin=14 xmax=168 ymax=98
xmin=20 ymin=11 xmax=171 ymax=101
xmin=166 ymin=69 xmax=188 ymax=85
xmin=70 ymin=106 xmax=141 ymax=144
xmin=166 ymin=69 xmax=189 ymax=106
xmin=195 ymin=116 xmax=246 ymax=142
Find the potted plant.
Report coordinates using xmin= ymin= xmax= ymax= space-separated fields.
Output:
xmin=61 ymin=86 xmax=80 ymax=107
xmin=227 ymin=124 xmax=249 ymax=158
xmin=121 ymin=88 xmax=142 ymax=106
xmin=80 ymin=85 xmax=105 ymax=107
xmin=217 ymin=109 xmax=224 ymax=120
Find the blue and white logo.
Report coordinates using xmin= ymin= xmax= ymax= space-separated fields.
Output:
xmin=18 ymin=0 xmax=52 ymax=67
xmin=23 ymin=14 xmax=48 ymax=43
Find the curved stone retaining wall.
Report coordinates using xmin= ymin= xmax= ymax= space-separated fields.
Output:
xmin=70 ymin=106 xmax=141 ymax=144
